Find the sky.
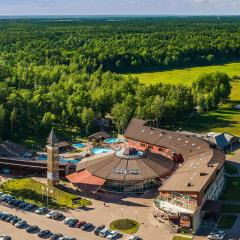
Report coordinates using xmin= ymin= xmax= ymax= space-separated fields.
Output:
xmin=0 ymin=0 xmax=239 ymax=16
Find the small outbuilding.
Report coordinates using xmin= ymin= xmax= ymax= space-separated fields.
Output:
xmin=88 ymin=131 xmax=111 ymax=142
xmin=207 ymin=132 xmax=239 ymax=152
xmin=57 ymin=141 xmax=72 ymax=152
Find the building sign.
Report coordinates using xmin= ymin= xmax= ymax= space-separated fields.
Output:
xmin=180 ymin=213 xmax=191 ymax=228
xmin=47 ymin=172 xmax=59 ymax=181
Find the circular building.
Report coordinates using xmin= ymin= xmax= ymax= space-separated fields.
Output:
xmin=67 ymin=147 xmax=175 ymax=193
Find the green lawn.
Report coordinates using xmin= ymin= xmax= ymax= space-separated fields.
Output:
xmin=0 ymin=178 xmax=91 ymax=209
xmin=217 ymin=215 xmax=237 ymax=229
xmin=221 ymin=177 xmax=240 ymax=201
xmin=109 ymin=219 xmax=140 ymax=234
xmin=128 ymin=62 xmax=240 ymax=135
xmin=130 ymin=62 xmax=240 ymax=85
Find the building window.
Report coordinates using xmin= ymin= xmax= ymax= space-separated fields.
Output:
xmin=140 ymin=143 xmax=146 ymax=147
xmin=158 ymin=147 xmax=163 ymax=152
xmin=148 ymin=146 xmax=153 ymax=150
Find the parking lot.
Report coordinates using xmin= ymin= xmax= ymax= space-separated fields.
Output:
xmin=0 ymin=190 xmax=173 ymax=240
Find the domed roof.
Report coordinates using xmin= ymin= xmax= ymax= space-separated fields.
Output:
xmin=77 ymin=151 xmax=175 ymax=181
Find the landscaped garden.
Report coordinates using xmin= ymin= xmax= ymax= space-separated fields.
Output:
xmin=109 ymin=219 xmax=140 ymax=234
xmin=172 ymin=236 xmax=193 ymax=240
xmin=217 ymin=215 xmax=237 ymax=229
xmin=0 ymin=178 xmax=91 ymax=209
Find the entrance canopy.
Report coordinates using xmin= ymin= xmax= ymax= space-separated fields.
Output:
xmin=66 ymin=170 xmax=106 ymax=193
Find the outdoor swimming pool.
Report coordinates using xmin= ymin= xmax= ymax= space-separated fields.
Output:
xmin=91 ymin=147 xmax=114 ymax=155
xmin=37 ymin=155 xmax=80 ymax=164
xmin=103 ymin=138 xmax=127 ymax=144
xmin=73 ymin=143 xmax=85 ymax=148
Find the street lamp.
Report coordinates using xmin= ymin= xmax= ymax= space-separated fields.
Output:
xmin=41 ymin=185 xmax=44 ymax=201
xmin=121 ymin=207 xmax=124 ymax=219
xmin=135 ymin=210 xmax=138 ymax=221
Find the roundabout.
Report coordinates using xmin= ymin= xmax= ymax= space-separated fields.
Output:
xmin=109 ymin=219 xmax=140 ymax=234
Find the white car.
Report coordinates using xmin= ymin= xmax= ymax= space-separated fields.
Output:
xmin=207 ymin=231 xmax=225 ymax=240
xmin=99 ymin=228 xmax=110 ymax=237
xmin=64 ymin=217 xmax=75 ymax=224
xmin=128 ymin=236 xmax=140 ymax=240
xmin=46 ymin=211 xmax=56 ymax=218
xmin=0 ymin=235 xmax=11 ymax=240
xmin=106 ymin=230 xmax=118 ymax=239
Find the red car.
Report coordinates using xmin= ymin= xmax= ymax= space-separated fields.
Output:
xmin=74 ymin=221 xmax=86 ymax=228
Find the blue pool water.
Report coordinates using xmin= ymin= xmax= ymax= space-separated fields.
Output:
xmin=38 ymin=155 xmax=79 ymax=164
xmin=73 ymin=143 xmax=85 ymax=148
xmin=91 ymin=147 xmax=114 ymax=155
xmin=104 ymin=138 xmax=127 ymax=144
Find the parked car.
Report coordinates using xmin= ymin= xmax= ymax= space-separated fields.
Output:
xmin=12 ymin=199 xmax=22 ymax=207
xmin=38 ymin=230 xmax=52 ymax=238
xmin=18 ymin=202 xmax=28 ymax=209
xmin=35 ymin=206 xmax=49 ymax=215
xmin=99 ymin=228 xmax=110 ymax=237
xmin=64 ymin=217 xmax=75 ymax=225
xmin=0 ymin=234 xmax=11 ymax=240
xmin=5 ymin=214 xmax=14 ymax=222
xmin=128 ymin=235 xmax=141 ymax=240
xmin=74 ymin=220 xmax=86 ymax=228
xmin=15 ymin=220 xmax=27 ymax=228
xmin=106 ymin=230 xmax=119 ymax=239
xmin=94 ymin=225 xmax=105 ymax=235
xmin=46 ymin=211 xmax=56 ymax=218
xmin=50 ymin=233 xmax=63 ymax=240
xmin=24 ymin=203 xmax=37 ymax=211
xmin=207 ymin=231 xmax=225 ymax=240
xmin=0 ymin=213 xmax=9 ymax=220
xmin=68 ymin=219 xmax=78 ymax=227
xmin=26 ymin=225 xmax=40 ymax=233
xmin=58 ymin=237 xmax=76 ymax=240
xmin=52 ymin=212 xmax=64 ymax=220
xmin=9 ymin=216 xmax=21 ymax=225
xmin=81 ymin=223 xmax=93 ymax=231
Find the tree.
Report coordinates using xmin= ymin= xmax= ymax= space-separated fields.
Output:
xmin=81 ymin=107 xmax=95 ymax=134
xmin=112 ymin=95 xmax=135 ymax=134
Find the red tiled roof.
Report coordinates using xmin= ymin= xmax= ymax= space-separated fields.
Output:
xmin=66 ymin=170 xmax=105 ymax=186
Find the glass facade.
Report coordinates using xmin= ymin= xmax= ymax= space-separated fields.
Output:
xmin=103 ymin=179 xmax=161 ymax=193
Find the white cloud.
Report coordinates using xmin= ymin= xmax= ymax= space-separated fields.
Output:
xmin=0 ymin=0 xmax=239 ymax=15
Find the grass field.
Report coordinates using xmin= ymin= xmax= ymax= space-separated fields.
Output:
xmin=128 ymin=62 xmax=240 ymax=136
xmin=0 ymin=178 xmax=91 ymax=209
xmin=130 ymin=62 xmax=240 ymax=85
xmin=176 ymin=79 xmax=240 ymax=135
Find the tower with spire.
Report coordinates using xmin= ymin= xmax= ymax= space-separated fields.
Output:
xmin=47 ymin=128 xmax=59 ymax=186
